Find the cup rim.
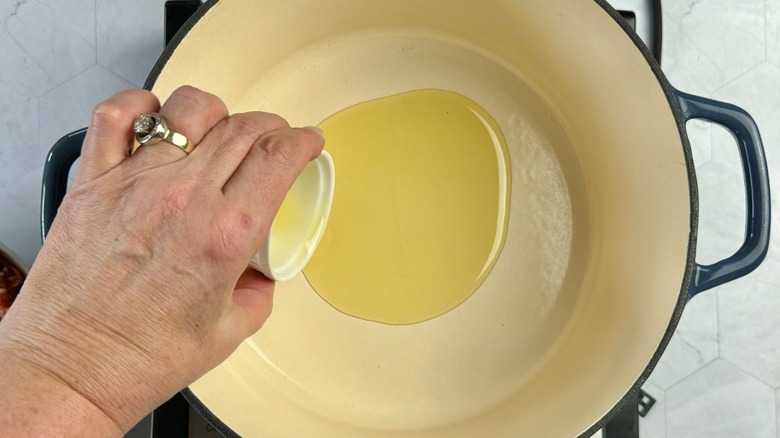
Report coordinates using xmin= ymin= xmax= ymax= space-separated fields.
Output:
xmin=251 ymin=150 xmax=335 ymax=281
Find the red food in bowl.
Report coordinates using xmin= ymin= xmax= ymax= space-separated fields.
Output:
xmin=0 ymin=254 xmax=25 ymax=321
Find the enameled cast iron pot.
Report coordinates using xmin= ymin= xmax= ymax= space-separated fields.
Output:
xmin=42 ymin=0 xmax=771 ymax=436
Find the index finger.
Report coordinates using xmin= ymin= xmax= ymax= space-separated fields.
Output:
xmin=222 ymin=126 xmax=325 ymax=241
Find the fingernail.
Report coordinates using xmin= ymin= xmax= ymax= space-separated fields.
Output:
xmin=304 ymin=126 xmax=324 ymax=136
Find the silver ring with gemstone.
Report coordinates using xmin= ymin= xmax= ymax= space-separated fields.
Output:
xmin=130 ymin=112 xmax=194 ymax=156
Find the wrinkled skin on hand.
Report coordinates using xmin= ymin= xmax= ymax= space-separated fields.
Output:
xmin=0 ymin=86 xmax=324 ymax=435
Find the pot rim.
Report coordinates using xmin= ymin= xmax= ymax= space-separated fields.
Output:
xmin=144 ymin=1 xmax=698 ymax=436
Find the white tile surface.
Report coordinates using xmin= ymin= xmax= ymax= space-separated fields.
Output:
xmin=0 ymin=0 xmax=96 ymax=95
xmin=675 ymin=0 xmax=765 ymax=90
xmin=0 ymin=31 xmax=56 ymax=96
xmin=767 ymin=0 xmax=780 ymax=67
xmin=646 ymin=293 xmax=719 ymax=390
xmin=640 ymin=384 xmax=666 ymax=438
xmin=709 ymin=60 xmax=780 ymax=326
xmin=777 ymin=388 xmax=780 ymax=438
xmin=97 ymin=0 xmax=167 ymax=87
xmin=0 ymin=165 xmax=42 ymax=268
xmin=685 ymin=119 xmax=713 ymax=166
xmin=38 ymin=65 xmax=133 ymax=160
xmin=660 ymin=0 xmax=704 ymax=20
xmin=0 ymin=1 xmax=15 ymax=34
xmin=666 ymin=359 xmax=775 ymax=438
xmin=660 ymin=13 xmax=725 ymax=95
xmin=31 ymin=0 xmax=96 ymax=46
xmin=692 ymin=125 xmax=748 ymax=266
xmin=712 ymin=62 xmax=780 ymax=176
xmin=0 ymin=79 xmax=38 ymax=186
xmin=718 ymin=280 xmax=780 ymax=387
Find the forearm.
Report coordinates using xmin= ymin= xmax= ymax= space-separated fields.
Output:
xmin=0 ymin=348 xmax=123 ymax=437
xmin=0 ymin=86 xmax=298 ymax=437
xmin=0 ymin=278 xmax=184 ymax=436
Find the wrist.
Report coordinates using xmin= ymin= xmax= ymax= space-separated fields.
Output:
xmin=0 ymin=290 xmax=179 ymax=434
xmin=0 ymin=344 xmax=124 ymax=437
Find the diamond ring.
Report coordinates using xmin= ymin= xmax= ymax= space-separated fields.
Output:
xmin=130 ymin=112 xmax=194 ymax=156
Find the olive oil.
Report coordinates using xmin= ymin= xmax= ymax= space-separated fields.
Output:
xmin=304 ymin=89 xmax=510 ymax=324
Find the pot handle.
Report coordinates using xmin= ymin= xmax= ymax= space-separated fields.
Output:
xmin=41 ymin=128 xmax=85 ymax=242
xmin=673 ymin=90 xmax=771 ymax=298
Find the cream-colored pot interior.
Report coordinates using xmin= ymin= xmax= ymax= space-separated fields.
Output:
xmin=150 ymin=0 xmax=691 ymax=436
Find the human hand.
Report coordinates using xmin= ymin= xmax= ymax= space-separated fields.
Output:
xmin=0 ymin=86 xmax=324 ymax=435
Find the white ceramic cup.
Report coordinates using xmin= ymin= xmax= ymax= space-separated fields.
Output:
xmin=249 ymin=150 xmax=335 ymax=281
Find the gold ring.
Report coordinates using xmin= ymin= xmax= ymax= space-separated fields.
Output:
xmin=131 ymin=112 xmax=195 ymax=155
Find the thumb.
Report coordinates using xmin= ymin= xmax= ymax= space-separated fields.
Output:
xmin=220 ymin=268 xmax=275 ymax=345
